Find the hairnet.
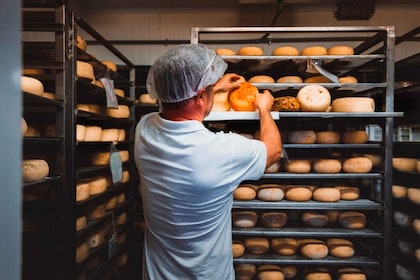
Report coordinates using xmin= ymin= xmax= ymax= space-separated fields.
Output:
xmin=146 ymin=44 xmax=228 ymax=103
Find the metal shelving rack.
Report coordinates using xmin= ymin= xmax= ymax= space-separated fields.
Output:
xmin=192 ymin=26 xmax=396 ymax=280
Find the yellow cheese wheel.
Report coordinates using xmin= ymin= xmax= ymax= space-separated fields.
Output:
xmin=232 ymin=240 xmax=245 ymax=258
xmin=287 ymin=130 xmax=316 ymax=144
xmin=300 ymin=242 xmax=328 ymax=259
xmin=89 ymin=177 xmax=107 ymax=196
xmin=416 ymin=161 xmax=420 ymax=173
xmin=106 ymin=105 xmax=130 ymax=118
xmin=90 ymin=151 xmax=110 ymax=166
xmin=331 ymin=97 xmax=375 ymax=112
xmin=304 ymin=75 xmax=330 ymax=83
xmin=257 ymin=265 xmax=284 ymax=280
xmin=271 ymin=238 xmax=297 ymax=256
xmin=139 ymin=93 xmax=157 ymax=104
xmin=412 ymin=219 xmax=420 ymax=235
xmin=21 ymin=117 xmax=28 ymax=136
xmin=302 ymin=212 xmax=329 ymax=227
xmin=276 ymin=76 xmax=303 ymax=83
xmin=42 ymin=92 xmax=55 ymax=100
xmin=315 ymin=131 xmax=340 ymax=144
xmin=392 ymin=185 xmax=408 ymax=198
xmin=235 ymin=264 xmax=257 ymax=280
xmin=342 ymin=157 xmax=373 ymax=173
xmin=76 ymin=61 xmax=95 ymax=81
xmin=272 ymin=46 xmax=299 ymax=56
xmin=338 ymin=76 xmax=358 ymax=83
xmin=237 ymin=46 xmax=263 ymax=56
xmin=116 ymin=212 xmax=127 ymax=225
xmin=341 ymin=130 xmax=368 ymax=144
xmin=244 ymin=237 xmax=270 ymax=254
xmin=312 ymin=159 xmax=342 ymax=174
xmin=284 ymin=186 xmax=313 ymax=201
xmin=260 ymin=212 xmax=288 ymax=228
xmin=328 ymin=45 xmax=354 ymax=55
xmin=121 ymin=170 xmax=130 ymax=183
xmin=281 ymin=266 xmax=298 ymax=279
xmin=118 ymin=129 xmax=126 ymax=141
xmin=76 ymin=35 xmax=87 ymax=51
xmin=248 ymin=75 xmax=275 ymax=83
xmin=335 ymin=186 xmax=360 ymax=200
xmin=284 ymin=159 xmax=312 ymax=173
xmin=101 ymin=128 xmax=119 ymax=142
xmin=305 ymin=271 xmax=332 ymax=280
xmin=75 ymin=242 xmax=89 ymax=263
xmin=407 ymin=188 xmax=420 ymax=204
xmin=119 ymin=150 xmax=129 ymax=162
xmin=84 ymin=126 xmax=102 ymax=142
xmin=232 ymin=211 xmax=258 ymax=228
xmin=312 ymin=187 xmax=341 ymax=202
xmin=76 ymin=216 xmax=87 ymax=231
xmin=257 ymin=185 xmax=284 ymax=201
xmin=337 ymin=268 xmax=366 ymax=280
xmin=339 ymin=211 xmax=366 ymax=229
xmin=102 ymin=60 xmax=117 ymax=72
xmin=327 ymin=238 xmax=354 ymax=258
xmin=76 ymin=182 xmax=90 ymax=202
xmin=301 ymin=46 xmax=328 ymax=56
xmin=212 ymin=91 xmax=231 ymax=111
xmin=117 ymin=192 xmax=126 ymax=204
xmin=88 ymin=230 xmax=105 ymax=248
xmin=215 ymin=48 xmax=236 ymax=56
xmin=21 ymin=76 xmax=44 ymax=96
xmin=88 ymin=204 xmax=106 ymax=220
xmin=296 ymin=85 xmax=331 ymax=112
xmin=392 ymin=157 xmax=418 ymax=172
xmin=114 ymin=88 xmax=125 ymax=98
xmin=22 ymin=159 xmax=49 ymax=182
xmin=77 ymin=104 xmax=90 ymax=112
xmin=233 ymin=185 xmax=257 ymax=200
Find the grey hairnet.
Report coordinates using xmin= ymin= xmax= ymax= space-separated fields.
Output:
xmin=146 ymin=44 xmax=228 ymax=103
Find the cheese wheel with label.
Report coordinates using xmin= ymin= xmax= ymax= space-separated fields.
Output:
xmin=75 ymin=242 xmax=89 ymax=263
xmin=76 ymin=182 xmax=89 ymax=202
xmin=288 ymin=130 xmax=316 ymax=144
xmin=316 ymin=131 xmax=340 ymax=144
xmin=296 ymin=85 xmax=331 ymax=112
xmin=233 ymin=185 xmax=257 ymax=200
xmin=271 ymin=238 xmax=297 ymax=256
xmin=84 ymin=126 xmax=102 ymax=141
xmin=312 ymin=159 xmax=342 ymax=174
xmin=237 ymin=46 xmax=263 ymax=56
xmin=76 ymin=61 xmax=95 ymax=81
xmin=89 ymin=177 xmax=107 ymax=196
xmin=341 ymin=130 xmax=368 ymax=144
xmin=272 ymin=46 xmax=299 ymax=56
xmin=232 ymin=241 xmax=245 ymax=258
xmin=284 ymin=159 xmax=312 ymax=173
xmin=342 ymin=157 xmax=373 ymax=173
xmin=312 ymin=187 xmax=341 ymax=202
xmin=332 ymin=97 xmax=375 ymax=112
xmin=22 ymin=159 xmax=49 ymax=182
xmin=21 ymin=76 xmax=44 ymax=96
xmin=106 ymin=105 xmax=130 ymax=118
xmin=232 ymin=211 xmax=258 ymax=228
xmin=392 ymin=157 xmax=418 ymax=172
xmin=244 ymin=237 xmax=270 ymax=254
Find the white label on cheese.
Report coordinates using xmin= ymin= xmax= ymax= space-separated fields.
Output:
xmin=100 ymin=77 xmax=118 ymax=109
xmin=110 ymin=144 xmax=122 ymax=184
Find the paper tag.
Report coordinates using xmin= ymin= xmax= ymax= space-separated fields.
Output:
xmin=109 ymin=144 xmax=123 ymax=184
xmin=100 ymin=77 xmax=119 ymax=109
xmin=108 ymin=232 xmax=118 ymax=260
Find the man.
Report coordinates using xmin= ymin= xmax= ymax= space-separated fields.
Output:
xmin=134 ymin=44 xmax=282 ymax=279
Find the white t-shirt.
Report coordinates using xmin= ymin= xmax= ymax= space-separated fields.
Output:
xmin=134 ymin=112 xmax=267 ymax=280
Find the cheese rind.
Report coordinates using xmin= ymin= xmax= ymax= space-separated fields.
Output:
xmin=76 ymin=182 xmax=90 ymax=202
xmin=21 ymin=76 xmax=44 ymax=96
xmin=88 ymin=177 xmax=107 ymax=196
xmin=22 ymin=159 xmax=49 ymax=182
xmin=296 ymin=85 xmax=331 ymax=112
xmin=332 ymin=97 xmax=375 ymax=112
xmin=76 ymin=61 xmax=95 ymax=81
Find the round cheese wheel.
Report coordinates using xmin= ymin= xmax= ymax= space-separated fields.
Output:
xmin=114 ymin=88 xmax=125 ymax=98
xmin=392 ymin=157 xmax=418 ymax=172
xmin=257 ymin=185 xmax=284 ymax=201
xmin=76 ymin=35 xmax=87 ymax=51
xmin=328 ymin=45 xmax=354 ymax=55
xmin=212 ymin=91 xmax=231 ymax=111
xmin=76 ymin=61 xmax=95 ymax=81
xmin=326 ymin=210 xmax=340 ymax=223
xmin=22 ymin=159 xmax=49 ymax=182
xmin=75 ymin=242 xmax=89 ymax=263
xmin=272 ymin=96 xmax=300 ymax=112
xmin=363 ymin=153 xmax=382 ymax=167
xmin=392 ymin=185 xmax=407 ymax=198
xmin=305 ymin=271 xmax=332 ymax=280
xmin=335 ymin=186 xmax=360 ymax=200
xmin=102 ymin=60 xmax=117 ymax=72
xmin=342 ymin=157 xmax=373 ymax=173
xmin=215 ymin=48 xmax=236 ymax=55
xmin=245 ymin=237 xmax=270 ymax=254
xmin=116 ymin=212 xmax=127 ymax=225
xmin=412 ymin=219 xmax=420 ymax=235
xmin=341 ymin=130 xmax=368 ymax=144
xmin=249 ymin=75 xmax=275 ymax=83
xmin=304 ymin=75 xmax=330 ymax=83
xmin=232 ymin=241 xmax=245 ymax=258
xmin=327 ymin=238 xmax=354 ymax=258
xmin=88 ymin=230 xmax=105 ymax=248
xmin=296 ymin=85 xmax=331 ymax=112
xmin=300 ymin=242 xmax=328 ymax=259
xmin=301 ymin=46 xmax=327 ymax=56
xmin=139 ymin=93 xmax=157 ymax=104
xmin=89 ymin=177 xmax=107 ymax=196
xmin=118 ymin=129 xmax=126 ymax=141
xmin=338 ymin=76 xmax=358 ymax=83
xmin=42 ymin=92 xmax=55 ymax=100
xmin=76 ymin=182 xmax=90 ymax=202
xmin=77 ymin=104 xmax=90 ymax=112
xmin=88 ymin=204 xmax=106 ymax=220
xmin=312 ymin=159 xmax=342 ymax=174
xmin=257 ymin=265 xmax=284 ymax=280
xmin=119 ymin=150 xmax=129 ymax=162
xmin=288 ymin=130 xmax=316 ymax=144
xmin=417 ymin=161 xmax=420 ymax=173
xmin=117 ymin=192 xmax=126 ymax=204
xmin=284 ymin=186 xmax=313 ymax=201
xmin=106 ymin=105 xmax=130 ymax=118
xmin=228 ymin=82 xmax=258 ymax=111
xmin=331 ymin=97 xmax=375 ymax=112
xmin=260 ymin=212 xmax=287 ymax=228
xmin=337 ymin=268 xmax=366 ymax=280
xmin=232 ymin=211 xmax=258 ymax=228
xmin=117 ymin=232 xmax=127 ymax=246
xmin=237 ymin=46 xmax=263 ymax=56
xmin=265 ymin=161 xmax=280 ymax=173
xmin=76 ymin=216 xmax=87 ymax=232
xmin=271 ymin=238 xmax=297 ymax=256
xmin=21 ymin=117 xmax=28 ymax=136
xmin=84 ymin=126 xmax=102 ymax=142
xmin=339 ymin=211 xmax=366 ymax=229
xmin=281 ymin=266 xmax=298 ymax=278
xmin=393 ymin=211 xmax=412 ymax=228
xmin=235 ymin=264 xmax=257 ymax=280
xmin=272 ymin=46 xmax=299 ymax=56
xmin=316 ymin=131 xmax=340 ymax=144
xmin=276 ymin=76 xmax=303 ymax=83
xmin=87 ymin=104 xmax=104 ymax=115
xmin=121 ymin=170 xmax=130 ymax=183
xmin=312 ymin=187 xmax=341 ymax=202
xmin=90 ymin=151 xmax=110 ymax=166
xmin=284 ymin=159 xmax=312 ymax=173
xmin=302 ymin=212 xmax=329 ymax=227
xmin=234 ymin=185 xmax=257 ymax=200
xmin=21 ymin=76 xmax=44 ymax=96
xmin=22 ymin=68 xmax=44 ymax=75
xmin=101 ymin=128 xmax=119 ymax=142
xmin=407 ymin=188 xmax=420 ymax=204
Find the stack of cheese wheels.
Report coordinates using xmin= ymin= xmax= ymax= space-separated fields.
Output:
xmin=304 ymin=75 xmax=330 ymax=83
xmin=106 ymin=105 xmax=130 ymax=118
xmin=88 ymin=204 xmax=106 ymax=220
xmin=102 ymin=60 xmax=117 ymax=72
xmin=301 ymin=46 xmax=328 ymax=56
xmin=305 ymin=270 xmax=332 ymax=280
xmin=88 ymin=177 xmax=107 ymax=196
xmin=117 ymin=232 xmax=127 ymax=246
xmin=114 ymin=88 xmax=125 ymax=98
xmin=272 ymin=46 xmax=299 ymax=56
xmin=84 ymin=126 xmax=102 ymax=142
xmin=284 ymin=185 xmax=313 ymax=201
xmin=248 ymin=75 xmax=275 ymax=83
xmin=342 ymin=156 xmax=373 ymax=173
xmin=331 ymin=97 xmax=375 ymax=112
xmin=392 ymin=185 xmax=407 ymax=198
xmin=232 ymin=211 xmax=258 ymax=228
xmin=299 ymin=239 xmax=329 ymax=259
xmin=232 ymin=240 xmax=245 ymax=258
xmin=316 ymin=131 xmax=340 ymax=144
xmin=22 ymin=159 xmax=49 ymax=182
xmin=88 ymin=230 xmax=105 ymax=248
xmin=228 ymin=82 xmax=258 ymax=111
xmin=335 ymin=186 xmax=360 ymax=200
xmin=337 ymin=268 xmax=366 ymax=280
xmin=76 ymin=61 xmax=95 ymax=81
xmin=244 ymin=237 xmax=270 ymax=254
xmin=215 ymin=48 xmax=236 ymax=56
xmin=21 ymin=76 xmax=44 ymax=96
xmin=392 ymin=157 xmax=418 ymax=172
xmin=139 ymin=93 xmax=157 ymax=105
xmin=407 ymin=188 xmax=420 ymax=204
xmin=288 ymin=130 xmax=316 ymax=144
xmin=328 ymin=45 xmax=354 ymax=55
xmin=284 ymin=159 xmax=312 ymax=173
xmin=116 ymin=212 xmax=127 ymax=226
xmin=296 ymin=85 xmax=331 ymax=112
xmin=76 ymin=182 xmax=90 ymax=202
xmin=341 ymin=130 xmax=368 ymax=144
xmin=76 ymin=35 xmax=87 ymax=51
xmin=271 ymin=238 xmax=297 ymax=255
xmin=101 ymin=128 xmax=119 ymax=142
xmin=339 ymin=211 xmax=366 ymax=229
xmin=75 ymin=242 xmax=89 ymax=263
xmin=327 ymin=238 xmax=354 ymax=258
xmin=312 ymin=159 xmax=342 ymax=173
xmin=276 ymin=76 xmax=303 ymax=83
xmin=235 ymin=264 xmax=256 ymax=280
xmin=237 ymin=46 xmax=263 ymax=56
xmin=312 ymin=187 xmax=341 ymax=202
xmin=302 ymin=212 xmax=329 ymax=227
xmin=260 ymin=212 xmax=287 ymax=228
xmin=256 ymin=265 xmax=284 ymax=280
xmin=233 ymin=184 xmax=257 ymax=200
xmin=76 ymin=216 xmax=87 ymax=232
xmin=257 ymin=184 xmax=284 ymax=201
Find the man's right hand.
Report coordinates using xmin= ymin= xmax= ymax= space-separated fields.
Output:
xmin=255 ymin=89 xmax=274 ymax=113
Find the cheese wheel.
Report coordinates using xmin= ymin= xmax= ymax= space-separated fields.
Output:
xmin=88 ymin=204 xmax=106 ymax=220
xmin=327 ymin=238 xmax=354 ymax=258
xmin=393 ymin=211 xmax=412 ymax=228
xmin=338 ymin=76 xmax=358 ymax=83
xmin=407 ymin=188 xmax=420 ymax=204
xmin=337 ymin=268 xmax=366 ymax=280
xmin=276 ymin=76 xmax=303 ymax=83
xmin=117 ymin=232 xmax=127 ymax=246
xmin=233 ymin=185 xmax=257 ymax=201
xmin=305 ymin=271 xmax=332 ymax=280
xmin=215 ymin=48 xmax=236 ymax=56
xmin=339 ymin=211 xmax=366 ymax=229
xmin=363 ymin=154 xmax=382 ymax=167
xmin=257 ymin=185 xmax=284 ymax=201
xmin=22 ymin=68 xmax=44 ymax=75
xmin=315 ymin=131 xmax=340 ymax=144
xmin=102 ymin=60 xmax=117 ymax=72
xmin=84 ymin=126 xmax=102 ymax=142
xmin=90 ymin=152 xmax=110 ymax=166
xmin=392 ymin=157 xmax=418 ymax=172
xmin=89 ymin=177 xmax=107 ymax=196
xmin=139 ymin=93 xmax=157 ymax=104
xmin=312 ymin=159 xmax=342 ymax=174
xmin=244 ymin=237 xmax=270 ymax=254
xmin=341 ymin=130 xmax=368 ymax=144
xmin=272 ymin=46 xmax=299 ymax=56
xmin=76 ymin=61 xmax=95 ymax=81
xmin=87 ymin=104 xmax=104 ymax=115
xmin=265 ymin=161 xmax=280 ymax=173
xmin=42 ymin=92 xmax=55 ymax=100
xmin=21 ymin=117 xmax=28 ymax=136
xmin=88 ymin=230 xmax=105 ymax=248
xmin=119 ymin=150 xmax=129 ymax=162
xmin=326 ymin=210 xmax=340 ymax=223
xmin=237 ymin=46 xmax=263 ymax=56
xmin=300 ymin=46 xmax=328 ymax=56
xmin=21 ymin=76 xmax=44 ymax=96
xmin=75 ymin=242 xmax=89 ymax=263
xmin=113 ymin=88 xmax=125 ymax=98
xmin=412 ymin=219 xmax=420 ymax=235
xmin=260 ymin=212 xmax=288 ymax=228
xmin=22 ymin=159 xmax=49 ymax=182
xmin=417 ymin=161 xmax=420 ymax=173
xmin=212 ymin=91 xmax=231 ymax=111
xmin=232 ymin=211 xmax=258 ymax=228
xmin=76 ymin=216 xmax=87 ymax=232
xmin=77 ymin=104 xmax=90 ymax=112
xmin=257 ymin=265 xmax=284 ymax=280
xmin=302 ymin=212 xmax=329 ymax=227
xmin=284 ymin=159 xmax=312 ymax=173
xmin=101 ymin=128 xmax=119 ymax=142
xmin=287 ymin=130 xmax=316 ymax=144
xmin=106 ymin=105 xmax=130 ymax=118
xmin=228 ymin=82 xmax=258 ymax=111
xmin=331 ymin=97 xmax=375 ymax=112
xmin=342 ymin=157 xmax=373 ymax=173
xmin=235 ymin=264 xmax=257 ymax=280
xmin=91 ymin=79 xmax=103 ymax=88
xmin=117 ymin=192 xmax=126 ymax=204
xmin=116 ymin=212 xmax=128 ymax=225
xmin=76 ymin=182 xmax=90 ymax=202
xmin=76 ymin=35 xmax=87 ymax=51
xmin=249 ymin=75 xmax=275 ymax=83
xmin=328 ymin=45 xmax=354 ymax=55
xmin=271 ymin=238 xmax=297 ymax=256
xmin=392 ymin=185 xmax=407 ymax=198
xmin=296 ymin=85 xmax=331 ymax=112
xmin=272 ymin=96 xmax=300 ymax=112
xmin=284 ymin=186 xmax=313 ymax=201
xmin=335 ymin=186 xmax=360 ymax=200
xmin=304 ymin=75 xmax=330 ymax=83
xmin=121 ymin=170 xmax=130 ymax=183
xmin=281 ymin=266 xmax=298 ymax=278
xmin=300 ymin=242 xmax=328 ymax=259
xmin=312 ymin=187 xmax=341 ymax=202
xmin=232 ymin=241 xmax=245 ymax=258
xmin=118 ymin=129 xmax=126 ymax=141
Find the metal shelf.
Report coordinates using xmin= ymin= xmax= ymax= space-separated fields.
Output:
xmin=261 ymin=172 xmax=382 ymax=180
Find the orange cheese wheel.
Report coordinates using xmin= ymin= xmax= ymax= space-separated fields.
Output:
xmin=21 ymin=76 xmax=44 ymax=96
xmin=335 ymin=186 xmax=360 ymax=200
xmin=338 ymin=76 xmax=358 ymax=83
xmin=257 ymin=265 xmax=284 ymax=280
xmin=342 ymin=157 xmax=373 ymax=173
xmin=233 ymin=185 xmax=257 ymax=201
xmin=337 ymin=268 xmax=366 ymax=280
xmin=84 ymin=126 xmax=102 ymax=142
xmin=407 ymin=188 xmax=420 ymax=204
xmin=244 ymin=237 xmax=270 ymax=254
xmin=327 ymin=238 xmax=354 ymax=258
xmin=271 ymin=238 xmax=297 ymax=256
xmin=89 ymin=177 xmax=107 ymax=196
xmin=284 ymin=186 xmax=313 ymax=201
xmin=106 ymin=105 xmax=130 ymax=118
xmin=75 ymin=242 xmax=89 ymax=263
xmin=232 ymin=241 xmax=245 ymax=258
xmin=312 ymin=159 xmax=342 ymax=174
xmin=88 ymin=204 xmax=106 ymax=220
xmin=339 ymin=211 xmax=366 ymax=229
xmin=76 ymin=216 xmax=87 ymax=232
xmin=316 ymin=131 xmax=340 ymax=144
xmin=228 ymin=82 xmax=258 ymax=111
xmin=237 ymin=46 xmax=263 ymax=56
xmin=272 ymin=46 xmax=299 ymax=56
xmin=76 ymin=61 xmax=95 ymax=81
xmin=328 ymin=45 xmax=354 ymax=55
xmin=392 ymin=185 xmax=407 ymax=198
xmin=312 ymin=187 xmax=341 ymax=202
xmin=300 ymin=242 xmax=329 ymax=259
xmin=302 ymin=212 xmax=329 ymax=227
xmin=341 ymin=130 xmax=368 ymax=144
xmin=114 ymin=88 xmax=125 ymax=97
xmin=101 ymin=128 xmax=119 ymax=142
xmin=76 ymin=182 xmax=90 ymax=202
xmin=276 ymin=76 xmax=303 ymax=83
xmin=284 ymin=159 xmax=312 ymax=173
xmin=248 ymin=75 xmax=275 ymax=83
xmin=392 ymin=157 xmax=418 ymax=172
xmin=300 ymin=46 xmax=327 ymax=56
xmin=304 ymin=75 xmax=330 ymax=83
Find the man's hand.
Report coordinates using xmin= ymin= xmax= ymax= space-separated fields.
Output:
xmin=213 ymin=73 xmax=244 ymax=94
xmin=255 ymin=90 xmax=274 ymax=113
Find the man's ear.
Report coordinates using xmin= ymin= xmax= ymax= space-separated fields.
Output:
xmin=195 ymin=88 xmax=206 ymax=105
